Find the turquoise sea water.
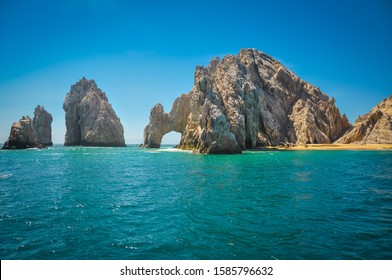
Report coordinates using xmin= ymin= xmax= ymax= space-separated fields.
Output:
xmin=0 ymin=145 xmax=391 ymax=260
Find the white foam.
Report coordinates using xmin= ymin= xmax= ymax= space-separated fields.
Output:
xmin=144 ymin=147 xmax=192 ymax=154
xmin=158 ymin=148 xmax=192 ymax=153
xmin=0 ymin=173 xmax=12 ymax=179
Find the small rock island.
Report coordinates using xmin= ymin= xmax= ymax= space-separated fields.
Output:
xmin=2 ymin=116 xmax=38 ymax=149
xmin=2 ymin=105 xmax=53 ymax=149
xmin=63 ymin=77 xmax=126 ymax=147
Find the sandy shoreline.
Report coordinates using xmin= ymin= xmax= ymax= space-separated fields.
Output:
xmin=262 ymin=143 xmax=392 ymax=151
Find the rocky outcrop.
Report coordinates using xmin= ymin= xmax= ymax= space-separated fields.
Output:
xmin=336 ymin=95 xmax=392 ymax=144
xmin=32 ymin=105 xmax=53 ymax=146
xmin=63 ymin=77 xmax=126 ymax=147
xmin=143 ymin=48 xmax=350 ymax=153
xmin=2 ymin=116 xmax=39 ymax=149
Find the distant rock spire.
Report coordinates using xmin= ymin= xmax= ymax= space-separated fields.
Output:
xmin=32 ymin=105 xmax=53 ymax=146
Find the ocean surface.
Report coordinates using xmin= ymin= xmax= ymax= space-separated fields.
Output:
xmin=0 ymin=145 xmax=391 ymax=260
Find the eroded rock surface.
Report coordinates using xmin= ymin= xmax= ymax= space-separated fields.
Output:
xmin=63 ymin=77 xmax=126 ymax=147
xmin=2 ymin=116 xmax=39 ymax=149
xmin=336 ymin=95 xmax=392 ymax=144
xmin=143 ymin=48 xmax=350 ymax=153
xmin=32 ymin=105 xmax=53 ymax=146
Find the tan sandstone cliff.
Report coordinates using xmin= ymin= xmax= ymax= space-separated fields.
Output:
xmin=336 ymin=95 xmax=392 ymax=144
xmin=63 ymin=77 xmax=126 ymax=147
xmin=143 ymin=48 xmax=350 ymax=153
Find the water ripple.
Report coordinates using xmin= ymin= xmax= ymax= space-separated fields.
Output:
xmin=0 ymin=146 xmax=391 ymax=259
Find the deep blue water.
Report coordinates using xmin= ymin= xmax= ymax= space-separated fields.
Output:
xmin=0 ymin=145 xmax=391 ymax=259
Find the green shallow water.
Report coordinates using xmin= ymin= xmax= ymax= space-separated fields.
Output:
xmin=0 ymin=145 xmax=391 ymax=259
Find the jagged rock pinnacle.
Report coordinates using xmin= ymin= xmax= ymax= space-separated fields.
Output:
xmin=63 ymin=77 xmax=126 ymax=147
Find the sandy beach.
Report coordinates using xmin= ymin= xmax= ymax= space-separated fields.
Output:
xmin=267 ymin=143 xmax=392 ymax=151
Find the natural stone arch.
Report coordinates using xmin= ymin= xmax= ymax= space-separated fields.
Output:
xmin=143 ymin=93 xmax=191 ymax=148
xmin=143 ymin=48 xmax=351 ymax=154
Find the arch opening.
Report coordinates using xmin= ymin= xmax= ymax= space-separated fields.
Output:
xmin=161 ymin=131 xmax=182 ymax=147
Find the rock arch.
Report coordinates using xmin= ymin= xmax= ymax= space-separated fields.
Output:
xmin=143 ymin=94 xmax=190 ymax=148
xmin=143 ymin=49 xmax=350 ymax=154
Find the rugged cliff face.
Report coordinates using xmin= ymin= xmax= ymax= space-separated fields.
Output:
xmin=63 ymin=77 xmax=126 ymax=147
xmin=2 ymin=116 xmax=39 ymax=149
xmin=143 ymin=48 xmax=350 ymax=153
xmin=32 ymin=105 xmax=53 ymax=146
xmin=336 ymin=95 xmax=392 ymax=144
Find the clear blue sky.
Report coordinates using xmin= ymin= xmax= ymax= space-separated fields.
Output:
xmin=0 ymin=0 xmax=391 ymax=144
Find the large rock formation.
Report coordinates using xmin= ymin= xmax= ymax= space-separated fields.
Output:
xmin=32 ymin=105 xmax=53 ymax=146
xmin=2 ymin=116 xmax=39 ymax=149
xmin=336 ymin=95 xmax=392 ymax=144
xmin=143 ymin=48 xmax=350 ymax=153
xmin=63 ymin=77 xmax=126 ymax=147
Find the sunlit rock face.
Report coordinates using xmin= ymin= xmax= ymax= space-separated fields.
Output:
xmin=2 ymin=116 xmax=39 ymax=149
xmin=336 ymin=95 xmax=392 ymax=144
xmin=143 ymin=48 xmax=350 ymax=154
xmin=63 ymin=77 xmax=126 ymax=147
xmin=32 ymin=105 xmax=53 ymax=146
